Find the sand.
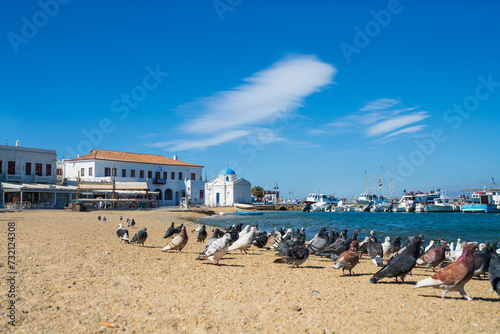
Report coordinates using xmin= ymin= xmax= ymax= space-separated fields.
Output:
xmin=0 ymin=209 xmax=499 ymax=333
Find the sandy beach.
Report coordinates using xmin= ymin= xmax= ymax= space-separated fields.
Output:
xmin=0 ymin=209 xmax=499 ymax=333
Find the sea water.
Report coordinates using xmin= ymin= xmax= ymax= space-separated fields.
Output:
xmin=198 ymin=211 xmax=500 ymax=244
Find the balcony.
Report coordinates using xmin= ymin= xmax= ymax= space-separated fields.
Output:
xmin=35 ymin=175 xmax=51 ymax=183
xmin=152 ymin=178 xmax=166 ymax=185
xmin=6 ymin=174 xmax=23 ymax=182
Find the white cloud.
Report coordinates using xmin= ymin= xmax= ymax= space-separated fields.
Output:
xmin=182 ymin=55 xmax=336 ymax=134
xmin=151 ymin=55 xmax=336 ymax=151
xmin=368 ymin=112 xmax=429 ymax=136
xmin=383 ymin=125 xmax=427 ymax=139
xmin=360 ymin=98 xmax=400 ymax=111
xmin=150 ymin=130 xmax=250 ymax=151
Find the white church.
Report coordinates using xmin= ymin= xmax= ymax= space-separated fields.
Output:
xmin=205 ymin=167 xmax=251 ymax=206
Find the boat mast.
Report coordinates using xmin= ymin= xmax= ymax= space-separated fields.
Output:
xmin=364 ymin=171 xmax=369 ymax=194
xmin=380 ymin=163 xmax=385 ymax=198
xmin=373 ymin=165 xmax=377 ymax=197
xmin=388 ymin=168 xmax=394 ymax=199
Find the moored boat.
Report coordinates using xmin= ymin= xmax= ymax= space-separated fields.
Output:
xmin=236 ymin=210 xmax=264 ymax=215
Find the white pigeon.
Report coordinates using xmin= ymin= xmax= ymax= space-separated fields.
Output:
xmin=239 ymin=225 xmax=251 ymax=238
xmin=382 ymin=236 xmax=392 ymax=260
xmin=229 ymin=227 xmax=256 ymax=254
xmin=116 ymin=224 xmax=129 ymax=243
xmin=424 ymin=239 xmax=435 ymax=253
xmin=197 ymin=233 xmax=231 ymax=265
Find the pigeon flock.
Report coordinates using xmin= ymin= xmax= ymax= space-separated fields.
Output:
xmin=107 ymin=214 xmax=500 ymax=301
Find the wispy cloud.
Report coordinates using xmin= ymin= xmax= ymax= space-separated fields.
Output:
xmin=150 ymin=55 xmax=336 ymax=151
xmin=320 ymin=98 xmax=429 ymax=140
xmin=150 ymin=130 xmax=250 ymax=151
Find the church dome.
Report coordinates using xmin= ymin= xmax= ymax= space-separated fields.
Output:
xmin=219 ymin=167 xmax=236 ymax=175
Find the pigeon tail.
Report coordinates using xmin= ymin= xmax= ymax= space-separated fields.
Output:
xmin=372 ymin=256 xmax=383 ymax=267
xmin=414 ymin=277 xmax=442 ymax=288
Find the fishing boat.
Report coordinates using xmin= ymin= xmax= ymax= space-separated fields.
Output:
xmin=393 ymin=194 xmax=417 ymax=212
xmin=460 ymin=188 xmax=500 ymax=213
xmin=236 ymin=210 xmax=264 ymax=215
xmin=304 ymin=193 xmax=339 ymax=205
xmin=416 ymin=192 xmax=459 ymax=212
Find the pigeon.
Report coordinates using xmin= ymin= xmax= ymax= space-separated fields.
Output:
xmin=163 ymin=223 xmax=176 ymax=239
xmin=307 ymin=227 xmax=329 ymax=254
xmin=489 ymin=253 xmax=500 ymax=296
xmin=103 ymin=216 xmax=107 ymax=223
xmin=196 ymin=225 xmax=207 ymax=243
xmin=414 ymin=243 xmax=477 ymax=301
xmin=473 ymin=245 xmax=493 ymax=279
xmin=130 ymin=228 xmax=147 ymax=246
xmin=252 ymin=231 xmax=269 ymax=248
xmin=391 ymin=236 xmax=402 ymax=254
xmin=417 ymin=241 xmax=448 ymax=271
xmin=367 ymin=238 xmax=384 ymax=267
xmin=358 ymin=237 xmax=371 ymax=257
xmin=274 ymin=241 xmax=310 ymax=267
xmin=229 ymin=227 xmax=256 ymax=254
xmin=369 ymin=236 xmax=422 ymax=284
xmin=116 ymin=224 xmax=129 ymax=243
xmin=205 ymin=228 xmax=224 ymax=249
xmin=97 ymin=215 xmax=101 ymax=221
xmin=119 ymin=216 xmax=123 ymax=221
xmin=332 ymin=241 xmax=360 ymax=275
xmin=162 ymin=226 xmax=188 ymax=252
xmin=192 ymin=225 xmax=203 ymax=233
xmin=382 ymin=237 xmax=392 ymax=260
xmin=197 ymin=233 xmax=231 ymax=265
xmin=129 ymin=219 xmax=135 ymax=227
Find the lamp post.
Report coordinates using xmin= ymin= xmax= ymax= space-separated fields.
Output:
xmin=274 ymin=182 xmax=278 ymax=204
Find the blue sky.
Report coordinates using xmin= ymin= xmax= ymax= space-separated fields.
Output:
xmin=1 ymin=0 xmax=499 ymax=198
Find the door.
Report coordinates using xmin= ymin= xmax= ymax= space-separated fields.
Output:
xmin=216 ymin=193 xmax=220 ymax=205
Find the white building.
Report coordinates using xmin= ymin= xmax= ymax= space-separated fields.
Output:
xmin=205 ymin=167 xmax=251 ymax=207
xmin=63 ymin=149 xmax=205 ymax=206
xmin=0 ymin=141 xmax=76 ymax=209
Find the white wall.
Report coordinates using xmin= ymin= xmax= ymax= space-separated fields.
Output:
xmin=0 ymin=145 xmax=57 ymax=184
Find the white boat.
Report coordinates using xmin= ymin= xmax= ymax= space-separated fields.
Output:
xmin=304 ymin=193 xmax=339 ymax=205
xmin=422 ymin=193 xmax=458 ymax=212
xmin=460 ymin=187 xmax=500 ymax=213
xmin=393 ymin=194 xmax=417 ymax=212
xmin=370 ymin=201 xmax=393 ymax=212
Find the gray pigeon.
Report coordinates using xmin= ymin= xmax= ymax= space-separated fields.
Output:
xmin=116 ymin=224 xmax=129 ymax=243
xmin=205 ymin=228 xmax=224 ymax=249
xmin=162 ymin=226 xmax=188 ymax=252
xmin=308 ymin=227 xmax=329 ymax=254
xmin=197 ymin=233 xmax=231 ymax=265
xmin=130 ymin=227 xmax=147 ymax=246
xmin=274 ymin=241 xmax=310 ymax=267
xmin=367 ymin=238 xmax=384 ymax=266
xmin=489 ymin=253 xmax=500 ymax=296
xmin=197 ymin=225 xmax=207 ymax=243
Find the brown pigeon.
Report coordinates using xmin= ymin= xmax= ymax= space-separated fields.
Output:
xmin=416 ymin=241 xmax=448 ymax=271
xmin=162 ymin=226 xmax=188 ymax=252
xmin=331 ymin=241 xmax=360 ymax=275
xmin=414 ymin=243 xmax=477 ymax=301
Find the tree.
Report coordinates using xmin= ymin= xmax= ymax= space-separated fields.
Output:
xmin=251 ymin=186 xmax=264 ymax=199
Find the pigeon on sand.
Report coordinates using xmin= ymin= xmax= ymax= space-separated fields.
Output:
xmin=130 ymin=228 xmax=147 ymax=246
xmin=116 ymin=224 xmax=129 ymax=243
xmin=162 ymin=226 xmax=188 ymax=252
xmin=197 ymin=233 xmax=231 ymax=265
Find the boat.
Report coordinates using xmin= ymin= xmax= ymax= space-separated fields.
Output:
xmin=304 ymin=193 xmax=339 ymax=205
xmin=460 ymin=187 xmax=500 ymax=213
xmin=416 ymin=192 xmax=458 ymax=212
xmin=234 ymin=203 xmax=255 ymax=210
xmin=236 ymin=210 xmax=264 ymax=215
xmin=393 ymin=194 xmax=417 ymax=212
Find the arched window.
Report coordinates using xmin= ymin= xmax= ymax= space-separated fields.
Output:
xmin=165 ymin=189 xmax=173 ymax=200
xmin=226 ymin=176 xmax=229 ymax=181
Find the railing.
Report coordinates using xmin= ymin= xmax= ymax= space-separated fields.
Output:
xmin=4 ymin=202 xmax=55 ymax=210
xmin=35 ymin=175 xmax=51 ymax=183
xmin=6 ymin=174 xmax=23 ymax=182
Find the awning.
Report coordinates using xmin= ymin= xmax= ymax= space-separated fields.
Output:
xmin=1 ymin=182 xmax=77 ymax=193
xmin=78 ymin=181 xmax=149 ymax=191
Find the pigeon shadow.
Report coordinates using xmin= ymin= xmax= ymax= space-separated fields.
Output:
xmin=301 ymin=265 xmax=325 ymax=269
xmin=419 ymin=294 xmax=500 ymax=302
xmin=201 ymin=263 xmax=244 ymax=267
xmin=337 ymin=272 xmax=373 ymax=277
xmin=371 ymin=280 xmax=418 ymax=285
xmin=133 ymin=245 xmax=163 ymax=249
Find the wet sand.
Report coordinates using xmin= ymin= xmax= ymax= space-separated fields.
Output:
xmin=0 ymin=210 xmax=499 ymax=333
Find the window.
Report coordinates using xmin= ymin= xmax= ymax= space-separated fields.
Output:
xmin=131 ymin=169 xmax=135 ymax=178
xmin=178 ymin=172 xmax=182 ymax=180
xmin=171 ymin=172 xmax=175 ymax=180
xmin=163 ymin=171 xmax=167 ymax=180
xmin=89 ymin=167 xmax=92 ymax=176
xmin=122 ymin=169 xmax=126 ymax=177
xmin=148 ymin=171 xmax=152 ymax=179
xmin=35 ymin=163 xmax=42 ymax=176
xmin=200 ymin=189 xmax=204 ymax=200
xmin=80 ymin=168 xmax=85 ymax=177
xmin=25 ymin=162 xmax=31 ymax=175
xmin=191 ymin=173 xmax=196 ymax=180
xmin=140 ymin=170 xmax=144 ymax=178
xmin=0 ymin=161 xmax=2 ymax=174
xmin=113 ymin=168 xmax=117 ymax=176
xmin=46 ymin=164 xmax=52 ymax=176
xmin=155 ymin=171 xmax=161 ymax=179
xmin=105 ymin=167 xmax=111 ymax=177
xmin=182 ymin=190 xmax=186 ymax=197
xmin=56 ymin=168 xmax=62 ymax=176
xmin=165 ymin=189 xmax=173 ymax=200
xmin=8 ymin=161 xmax=15 ymax=175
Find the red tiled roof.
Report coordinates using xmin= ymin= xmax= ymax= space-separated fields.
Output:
xmin=68 ymin=150 xmax=203 ymax=167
